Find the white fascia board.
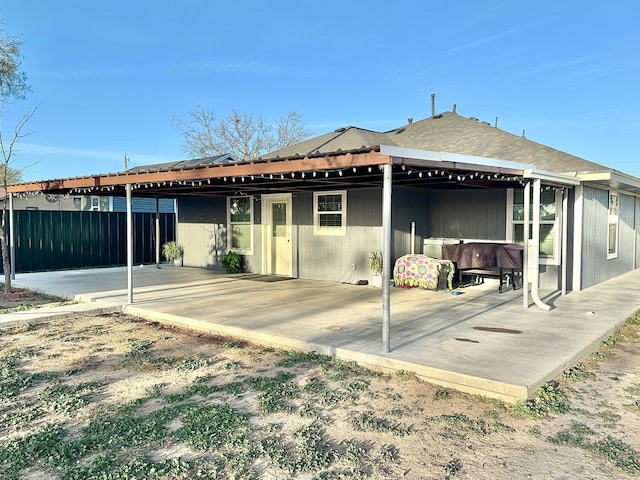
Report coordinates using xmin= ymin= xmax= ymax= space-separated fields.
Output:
xmin=523 ymin=169 xmax=580 ymax=186
xmin=609 ymin=172 xmax=640 ymax=190
xmin=380 ymin=145 xmax=537 ymax=171
xmin=578 ymin=171 xmax=640 ymax=192
xmin=577 ymin=171 xmax=613 ymax=182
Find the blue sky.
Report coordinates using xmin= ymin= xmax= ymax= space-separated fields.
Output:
xmin=1 ymin=0 xmax=639 ymax=182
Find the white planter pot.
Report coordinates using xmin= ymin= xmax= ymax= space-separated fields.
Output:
xmin=371 ymin=274 xmax=383 ymax=288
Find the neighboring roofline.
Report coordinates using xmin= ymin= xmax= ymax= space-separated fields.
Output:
xmin=126 ymin=153 xmax=238 ymax=174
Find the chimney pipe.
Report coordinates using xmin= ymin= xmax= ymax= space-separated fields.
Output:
xmin=431 ymin=93 xmax=435 ymax=118
xmin=452 ymin=103 xmax=457 ymax=114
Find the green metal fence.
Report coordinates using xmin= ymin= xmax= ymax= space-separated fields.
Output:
xmin=10 ymin=210 xmax=176 ymax=273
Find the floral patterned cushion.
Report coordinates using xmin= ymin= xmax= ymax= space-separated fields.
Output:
xmin=393 ymin=254 xmax=454 ymax=290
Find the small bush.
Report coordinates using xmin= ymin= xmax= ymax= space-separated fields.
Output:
xmin=222 ymin=251 xmax=243 ymax=273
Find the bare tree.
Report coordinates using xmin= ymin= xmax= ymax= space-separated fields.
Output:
xmin=0 ymin=22 xmax=34 ymax=292
xmin=174 ymin=107 xmax=311 ymax=160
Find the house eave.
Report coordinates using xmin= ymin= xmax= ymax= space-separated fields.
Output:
xmin=523 ymin=169 xmax=580 ymax=187
xmin=382 ymin=145 xmax=580 ymax=187
xmin=381 ymin=145 xmax=536 ymax=173
xmin=577 ymin=171 xmax=640 ymax=196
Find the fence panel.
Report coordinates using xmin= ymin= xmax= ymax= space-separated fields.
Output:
xmin=5 ymin=210 xmax=175 ymax=274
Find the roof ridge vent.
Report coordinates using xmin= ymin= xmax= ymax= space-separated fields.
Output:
xmin=469 ymin=116 xmax=479 ymax=122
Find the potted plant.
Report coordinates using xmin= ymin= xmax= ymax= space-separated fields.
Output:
xmin=222 ymin=251 xmax=243 ymax=273
xmin=162 ymin=241 xmax=184 ymax=266
xmin=368 ymin=249 xmax=383 ymax=287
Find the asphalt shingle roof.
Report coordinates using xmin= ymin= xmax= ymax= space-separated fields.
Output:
xmin=264 ymin=112 xmax=610 ymax=176
xmin=387 ymin=112 xmax=606 ymax=174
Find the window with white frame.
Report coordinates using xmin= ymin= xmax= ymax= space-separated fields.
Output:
xmin=607 ymin=191 xmax=619 ymax=259
xmin=313 ymin=191 xmax=346 ymax=236
xmin=510 ymin=188 xmax=560 ymax=261
xmin=90 ymin=196 xmax=100 ymax=211
xmin=228 ymin=195 xmax=253 ymax=253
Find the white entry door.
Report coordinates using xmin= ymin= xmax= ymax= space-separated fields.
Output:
xmin=263 ymin=194 xmax=292 ymax=276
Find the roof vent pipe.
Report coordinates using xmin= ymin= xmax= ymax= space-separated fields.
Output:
xmin=452 ymin=103 xmax=457 ymax=114
xmin=408 ymin=118 xmax=413 ymax=124
xmin=495 ymin=116 xmax=498 ymax=128
xmin=431 ymin=93 xmax=435 ymax=118
xmin=522 ymin=129 xmax=526 ymax=138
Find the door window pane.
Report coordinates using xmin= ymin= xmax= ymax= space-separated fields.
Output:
xmin=272 ymin=203 xmax=287 ymax=237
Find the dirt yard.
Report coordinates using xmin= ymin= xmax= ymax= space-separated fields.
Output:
xmin=0 ymin=288 xmax=67 ymax=313
xmin=0 ymin=301 xmax=639 ymax=479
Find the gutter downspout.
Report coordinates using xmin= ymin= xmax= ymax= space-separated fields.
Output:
xmin=155 ymin=198 xmax=161 ymax=269
xmin=523 ymin=182 xmax=530 ymax=309
xmin=561 ymin=188 xmax=568 ymax=296
xmin=531 ymin=178 xmax=551 ymax=311
xmin=382 ymin=163 xmax=392 ymax=353
xmin=634 ymin=196 xmax=638 ymax=271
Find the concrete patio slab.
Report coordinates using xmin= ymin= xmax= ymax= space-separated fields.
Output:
xmin=11 ymin=265 xmax=640 ymax=402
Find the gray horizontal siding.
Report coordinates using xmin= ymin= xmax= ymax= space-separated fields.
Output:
xmin=112 ymin=197 xmax=175 ymax=213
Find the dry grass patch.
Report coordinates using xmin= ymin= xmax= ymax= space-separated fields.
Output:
xmin=0 ymin=310 xmax=639 ymax=479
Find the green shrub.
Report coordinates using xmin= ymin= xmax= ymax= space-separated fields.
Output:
xmin=222 ymin=251 xmax=243 ymax=273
